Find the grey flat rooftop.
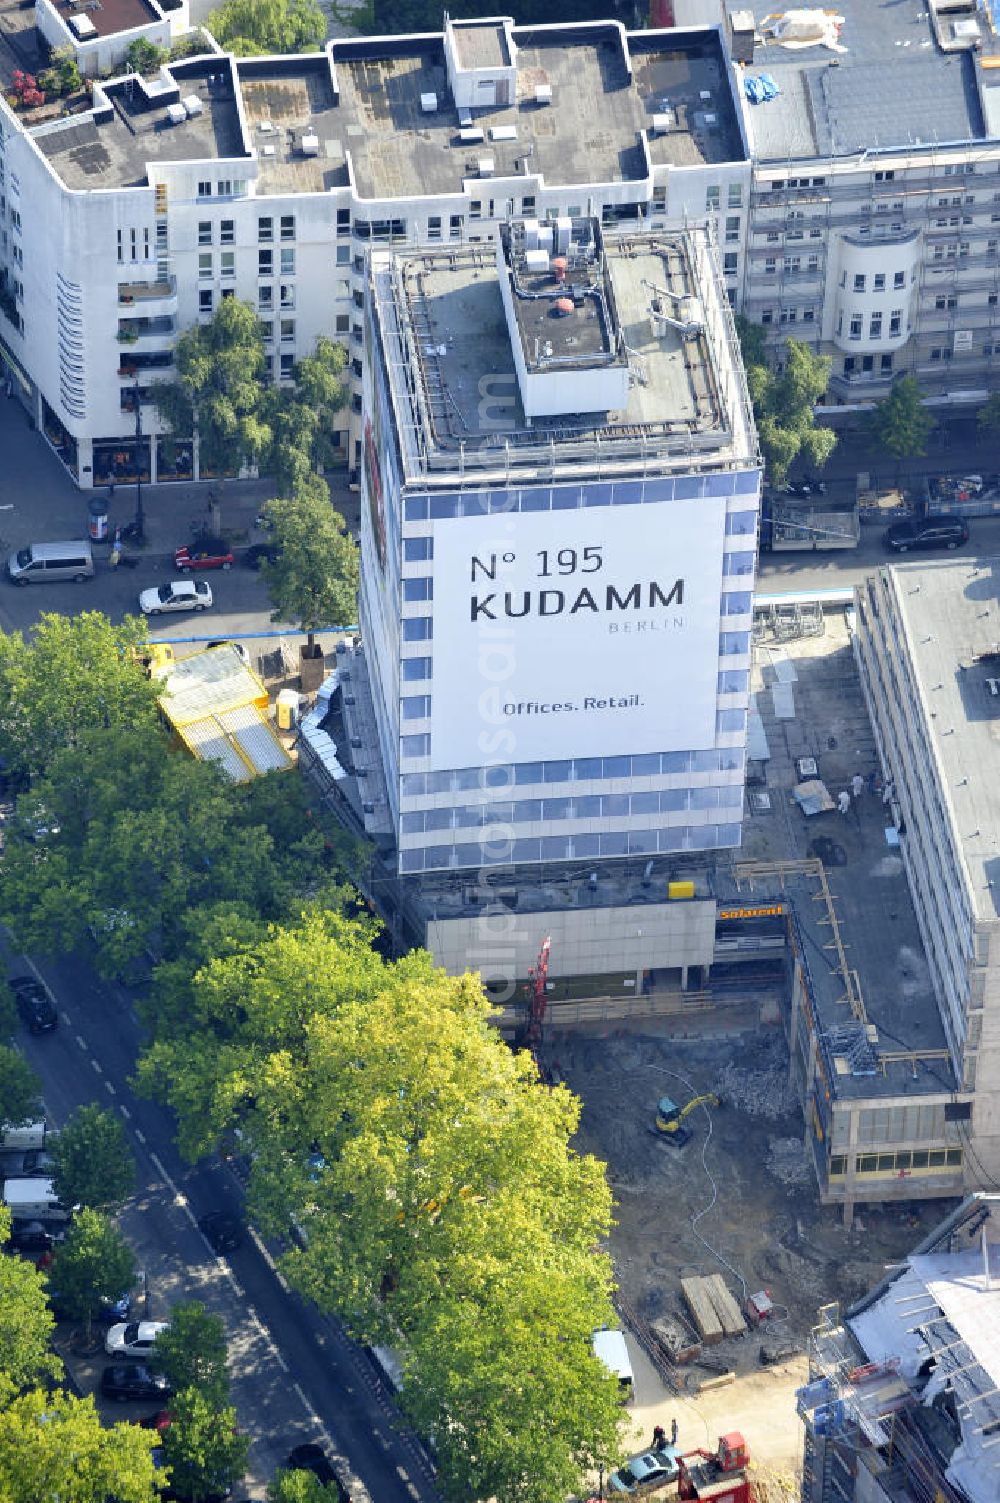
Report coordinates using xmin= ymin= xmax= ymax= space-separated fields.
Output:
xmin=237 ymin=60 xmax=349 ymax=194
xmin=452 ymin=21 xmax=509 ymax=71
xmin=742 ymin=610 xmax=956 ymax=1102
xmin=887 ymin=558 xmax=1000 ymax=927
xmin=389 ymin=232 xmax=723 ymax=459
xmin=733 ymin=0 xmax=985 ymax=160
xmin=331 ymin=25 xmax=744 ymax=202
xmin=33 ymin=68 xmax=247 ymax=190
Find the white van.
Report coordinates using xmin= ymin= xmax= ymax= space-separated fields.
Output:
xmin=0 ymin=1120 xmax=47 ymax=1152
xmin=593 ymin=1326 xmax=635 ymax=1403
xmin=7 ymin=541 xmax=94 ymax=585
xmin=3 ymin=1177 xmax=72 ymax=1222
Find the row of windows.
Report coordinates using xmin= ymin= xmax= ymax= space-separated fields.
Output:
xmin=401 ymin=484 xmax=758 ymax=522
xmin=400 ymin=712 xmax=747 ymax=761
xmin=400 ymin=667 xmax=748 ymax=703
xmin=401 ymin=631 xmax=752 ymax=685
xmin=840 ymin=310 xmax=903 ymax=340
xmin=761 ymin=308 xmax=815 ymax=326
xmin=196 ymin=250 xmax=296 ymax=278
xmin=116 ymin=227 xmax=150 ymax=264
xmin=843 ymin=354 xmax=895 ymax=377
xmin=398 ymin=822 xmax=743 ymax=871
xmin=829 ymin=1149 xmax=962 ymax=1177
xmin=399 ymin=785 xmax=744 ymax=834
xmin=842 ymin=270 xmax=908 ymax=293
xmin=399 ymin=745 xmax=747 ymax=796
xmin=196 ymin=179 xmax=247 ymax=200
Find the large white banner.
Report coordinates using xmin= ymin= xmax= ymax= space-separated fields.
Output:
xmin=428 ymin=497 xmax=726 ymax=770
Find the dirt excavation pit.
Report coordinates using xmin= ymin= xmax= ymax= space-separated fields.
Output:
xmin=555 ymin=1024 xmax=951 ymax=1382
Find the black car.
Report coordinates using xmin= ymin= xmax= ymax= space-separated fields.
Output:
xmin=244 ymin=542 xmax=279 ymax=570
xmin=4 ymin=1218 xmax=63 ymax=1252
xmin=101 ymin=1365 xmax=173 ymax=1402
xmin=782 ymin=477 xmax=826 ymax=498
xmin=286 ymin=1445 xmax=351 ymax=1503
xmin=10 ymin=976 xmax=58 ymax=1034
xmin=199 ymin=1211 xmax=244 ymax=1254
xmin=883 ymin=517 xmax=969 ymax=553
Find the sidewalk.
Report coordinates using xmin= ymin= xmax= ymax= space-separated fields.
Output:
xmin=0 ymin=396 xmax=356 ymax=560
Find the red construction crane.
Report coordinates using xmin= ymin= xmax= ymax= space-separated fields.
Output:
xmin=524 ymin=935 xmax=552 ymax=1053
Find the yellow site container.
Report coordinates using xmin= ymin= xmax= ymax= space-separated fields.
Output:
xmin=668 ymin=879 xmax=695 ymax=900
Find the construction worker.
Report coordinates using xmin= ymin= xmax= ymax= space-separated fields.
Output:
xmin=652 ymin=1426 xmax=667 ymax=1451
xmin=671 ymin=1417 xmax=678 ymax=1446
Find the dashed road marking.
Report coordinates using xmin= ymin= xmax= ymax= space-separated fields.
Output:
xmin=104 ymin=1080 xmax=116 ymax=1096
xmin=406 ymin=1483 xmax=420 ymax=1500
xmin=292 ymin=1381 xmax=314 ymax=1417
xmin=274 ymin=1349 xmax=288 ymax=1373
xmin=61 ymin=1012 xmax=71 ymax=1027
xmin=75 ymin=1034 xmax=87 ymax=1050
xmin=119 ymin=1104 xmax=130 ymax=1120
xmin=396 ymin=1465 xmax=411 ymax=1484
xmin=134 ymin=1129 xmax=146 ymax=1145
xmin=376 ymin=1434 xmax=391 ymax=1451
xmin=248 ymin=1226 xmax=289 ymax=1292
xmin=90 ymin=1058 xmax=102 ymax=1074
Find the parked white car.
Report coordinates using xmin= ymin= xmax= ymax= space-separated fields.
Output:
xmin=138 ymin=580 xmax=212 ymax=615
xmin=105 ymin=1319 xmax=169 ymax=1358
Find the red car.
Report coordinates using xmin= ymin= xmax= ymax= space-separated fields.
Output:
xmin=174 ymin=536 xmax=234 ymax=571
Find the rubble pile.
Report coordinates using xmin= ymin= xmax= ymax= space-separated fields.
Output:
xmin=766 ymin=1137 xmax=812 ymax=1187
xmin=714 ymin=1061 xmax=796 ymax=1121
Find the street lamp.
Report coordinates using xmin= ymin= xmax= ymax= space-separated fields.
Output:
xmin=132 ymin=375 xmax=145 ymax=541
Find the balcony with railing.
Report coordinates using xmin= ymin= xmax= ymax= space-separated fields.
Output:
xmin=117 ymin=277 xmax=178 ymax=315
xmin=117 ymin=315 xmax=175 ymax=353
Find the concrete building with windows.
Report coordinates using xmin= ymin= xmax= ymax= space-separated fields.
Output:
xmin=854 ymin=559 xmax=1000 ymax=1190
xmin=4 ymin=3 xmax=1000 ymax=483
xmin=0 ymin=13 xmax=752 ymax=486
xmin=732 ymin=0 xmax=1000 ymax=405
xmin=798 ymin=1194 xmax=1000 ymax=1503
xmin=296 ymin=215 xmax=761 ymax=987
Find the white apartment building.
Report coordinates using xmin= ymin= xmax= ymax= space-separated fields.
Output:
xmin=0 ymin=14 xmax=752 ymax=488
xmin=854 ymin=560 xmax=1000 ymax=1189
xmin=733 ymin=0 xmax=1000 ymax=404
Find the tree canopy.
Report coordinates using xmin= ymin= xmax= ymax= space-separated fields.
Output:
xmin=49 ymin=1105 xmax=135 ymax=1212
xmin=977 ymin=390 xmax=1000 ymax=438
xmin=0 ymin=1046 xmax=42 ymax=1130
xmin=154 ymin=299 xmax=273 ymax=480
xmin=48 ymin=1208 xmax=137 ymax=1340
xmin=137 ymin=907 xmax=622 ymax=1503
xmin=205 ymin=0 xmax=325 ymax=55
xmin=153 ymin=1302 xmax=230 ymax=1399
xmin=0 ymin=1388 xmax=160 ymax=1503
xmin=263 ymin=474 xmax=359 ymax=648
xmin=159 ymin=1387 xmax=249 ymax=1502
xmin=0 ymin=711 xmax=358 ymax=979
xmin=735 ymin=320 xmax=837 ymax=485
xmin=0 ymin=611 xmax=155 ymax=786
xmin=0 ymin=1206 xmax=61 ymax=1401
xmin=867 ymin=374 xmax=936 ymax=461
xmin=270 ymin=336 xmax=350 ymax=495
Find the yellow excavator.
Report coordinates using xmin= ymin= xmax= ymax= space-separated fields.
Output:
xmin=653 ymin=1092 xmax=720 ymax=1148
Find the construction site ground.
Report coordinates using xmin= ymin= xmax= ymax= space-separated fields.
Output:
xmin=549 ymin=609 xmax=956 ymax=1478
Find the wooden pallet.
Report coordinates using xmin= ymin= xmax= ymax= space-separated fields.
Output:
xmin=704 ymin=1273 xmax=747 ymax=1339
xmin=681 ymin=1276 xmax=723 ymax=1345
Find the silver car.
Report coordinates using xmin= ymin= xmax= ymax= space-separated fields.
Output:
xmin=138 ymin=580 xmax=213 ymax=615
xmin=608 ymin=1448 xmax=680 ymax=1495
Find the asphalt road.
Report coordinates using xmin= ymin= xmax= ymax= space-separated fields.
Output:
xmin=757 ymin=513 xmax=1000 ymax=594
xmin=3 ymin=939 xmax=436 ymax=1503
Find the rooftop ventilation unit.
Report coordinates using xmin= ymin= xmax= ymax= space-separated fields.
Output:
xmin=987 ymin=678 xmax=1000 ymax=698
xmin=261 ymin=145 xmax=276 ymax=157
xmin=421 ymin=91 xmax=438 ymax=112
xmin=182 ymin=94 xmax=203 ymax=117
xmin=534 ymin=82 xmax=552 ymax=105
xmin=524 ymin=248 xmax=548 ymax=272
xmin=458 ymin=109 xmax=473 ymax=127
xmin=478 ymin=155 xmax=495 ymax=177
xmin=651 ymin=111 xmax=672 ymax=134
xmin=522 ymin=216 xmax=540 ymax=250
xmin=258 ymin=120 xmax=274 ymax=134
xmin=69 ymin=13 xmax=97 ymax=37
xmin=458 ymin=126 xmax=484 ymax=145
xmin=166 ymin=102 xmax=188 ymax=125
xmin=491 ymin=124 xmax=517 ymax=142
xmin=300 ymin=131 xmax=320 ymax=157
